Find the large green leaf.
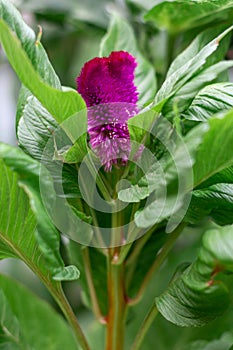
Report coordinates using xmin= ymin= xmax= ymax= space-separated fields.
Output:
xmin=0 ymin=143 xmax=79 ymax=281
xmin=0 ymin=0 xmax=85 ymax=124
xmin=156 ymin=224 xmax=233 ymax=327
xmin=185 ymin=184 xmax=233 ymax=226
xmin=0 ymin=275 xmax=78 ymax=350
xmin=163 ymin=61 xmax=233 ymax=118
xmin=0 ymin=291 xmax=23 ymax=349
xmin=99 ymin=14 xmax=157 ymax=106
xmin=0 ymin=0 xmax=60 ymax=89
xmin=153 ymin=26 xmax=233 ymax=112
xmin=145 ymin=0 xmax=233 ymax=34
xmin=193 ymin=112 xmax=233 ymax=187
xmin=184 ymin=83 xmax=233 ymax=122
xmin=17 ymin=94 xmax=84 ymax=198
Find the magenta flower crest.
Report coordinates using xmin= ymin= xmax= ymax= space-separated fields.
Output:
xmin=76 ymin=51 xmax=138 ymax=171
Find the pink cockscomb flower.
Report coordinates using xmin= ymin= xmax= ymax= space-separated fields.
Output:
xmin=76 ymin=51 xmax=138 ymax=171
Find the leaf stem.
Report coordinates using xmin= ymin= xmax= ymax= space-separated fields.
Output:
xmin=130 ymin=304 xmax=159 ymax=350
xmin=82 ymin=247 xmax=106 ymax=324
xmin=51 ymin=283 xmax=91 ymax=350
xmin=128 ymin=223 xmax=186 ymax=305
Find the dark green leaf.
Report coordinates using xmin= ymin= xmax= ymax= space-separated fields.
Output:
xmin=184 ymin=83 xmax=233 ymax=122
xmin=185 ymin=184 xmax=233 ymax=225
xmin=193 ymin=112 xmax=233 ymax=187
xmin=156 ymin=225 xmax=233 ymax=327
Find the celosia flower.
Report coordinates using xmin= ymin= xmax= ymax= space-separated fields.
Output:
xmin=76 ymin=51 xmax=138 ymax=171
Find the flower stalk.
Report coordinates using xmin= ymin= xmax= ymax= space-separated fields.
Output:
xmin=106 ymin=258 xmax=126 ymax=350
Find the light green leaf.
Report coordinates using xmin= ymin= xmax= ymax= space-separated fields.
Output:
xmin=0 ymin=275 xmax=78 ymax=350
xmin=153 ymin=26 xmax=233 ymax=111
xmin=128 ymin=109 xmax=158 ymax=144
xmin=145 ymin=0 xmax=233 ymax=34
xmin=156 ymin=224 xmax=233 ymax=327
xmin=163 ymin=61 xmax=233 ymax=117
xmin=17 ymin=95 xmax=83 ymax=199
xmin=0 ymin=0 xmax=60 ymax=89
xmin=184 ymin=83 xmax=233 ymax=122
xmin=0 ymin=143 xmax=79 ymax=281
xmin=100 ymin=14 xmax=157 ymax=106
xmin=0 ymin=0 xmax=85 ymax=124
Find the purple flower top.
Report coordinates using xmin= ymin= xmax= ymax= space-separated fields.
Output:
xmin=76 ymin=51 xmax=138 ymax=171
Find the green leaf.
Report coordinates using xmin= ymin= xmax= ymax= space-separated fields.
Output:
xmin=184 ymin=83 xmax=233 ymax=122
xmin=0 ymin=143 xmax=79 ymax=281
xmin=0 ymin=291 xmax=23 ymax=349
xmin=156 ymin=224 xmax=233 ymax=327
xmin=145 ymin=0 xmax=233 ymax=34
xmin=17 ymin=94 xmax=83 ymax=198
xmin=184 ymin=332 xmax=233 ymax=350
xmin=163 ymin=61 xmax=233 ymax=118
xmin=134 ymin=111 xmax=233 ymax=228
xmin=185 ymin=183 xmax=233 ymax=225
xmin=127 ymin=123 xmax=207 ymax=227
xmin=99 ymin=14 xmax=157 ymax=106
xmin=0 ymin=0 xmax=60 ymax=89
xmin=0 ymin=0 xmax=85 ymax=124
xmin=0 ymin=275 xmax=78 ymax=350
xmin=127 ymin=0 xmax=158 ymax=11
xmin=193 ymin=112 xmax=233 ymax=187
xmin=153 ymin=26 xmax=233 ymax=111
xmin=128 ymin=109 xmax=158 ymax=144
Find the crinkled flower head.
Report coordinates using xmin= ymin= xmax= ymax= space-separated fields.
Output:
xmin=76 ymin=51 xmax=138 ymax=171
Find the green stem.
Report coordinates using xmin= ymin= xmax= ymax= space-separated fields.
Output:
xmin=49 ymin=283 xmax=91 ymax=350
xmin=130 ymin=304 xmax=158 ymax=350
xmin=128 ymin=223 xmax=186 ymax=305
xmin=106 ymin=259 xmax=126 ymax=350
xmin=82 ymin=247 xmax=106 ymax=323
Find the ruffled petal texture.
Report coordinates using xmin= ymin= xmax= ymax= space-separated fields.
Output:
xmin=77 ymin=51 xmax=138 ymax=171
